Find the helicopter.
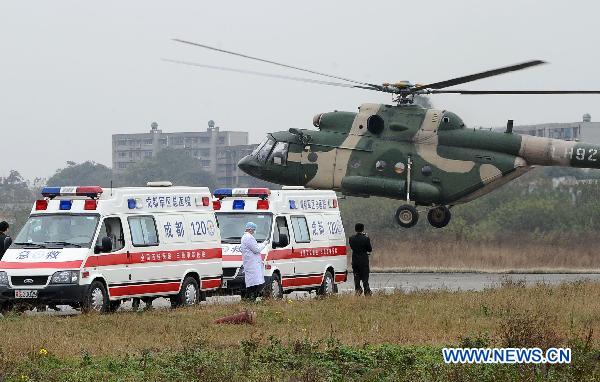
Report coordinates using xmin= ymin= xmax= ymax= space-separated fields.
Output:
xmin=169 ymin=39 xmax=600 ymax=228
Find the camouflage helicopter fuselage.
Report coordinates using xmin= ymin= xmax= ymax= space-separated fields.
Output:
xmin=239 ymin=103 xmax=600 ymax=221
xmin=166 ymin=39 xmax=600 ymax=227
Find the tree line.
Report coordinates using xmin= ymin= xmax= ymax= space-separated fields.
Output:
xmin=46 ymin=149 xmax=218 ymax=189
xmin=1 ymin=149 xmax=221 ymax=232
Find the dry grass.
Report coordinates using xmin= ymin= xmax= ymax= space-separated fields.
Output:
xmin=1 ymin=281 xmax=600 ymax=362
xmin=369 ymin=238 xmax=600 ymax=271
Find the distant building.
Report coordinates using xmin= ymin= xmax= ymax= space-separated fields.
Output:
xmin=495 ymin=114 xmax=600 ymax=144
xmin=112 ymin=122 xmax=259 ymax=187
xmin=216 ymin=144 xmax=259 ymax=188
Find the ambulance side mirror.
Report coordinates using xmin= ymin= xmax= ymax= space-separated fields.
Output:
xmin=94 ymin=237 xmax=113 ymax=254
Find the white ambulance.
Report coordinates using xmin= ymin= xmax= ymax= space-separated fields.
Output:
xmin=0 ymin=183 xmax=221 ymax=313
xmin=213 ymin=187 xmax=347 ymax=298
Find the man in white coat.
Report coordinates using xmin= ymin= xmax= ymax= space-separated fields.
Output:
xmin=240 ymin=222 xmax=269 ymax=301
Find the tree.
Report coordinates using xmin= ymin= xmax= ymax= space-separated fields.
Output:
xmin=0 ymin=170 xmax=34 ymax=203
xmin=117 ymin=149 xmax=216 ymax=189
xmin=47 ymin=161 xmax=113 ymax=187
xmin=4 ymin=170 xmax=26 ymax=185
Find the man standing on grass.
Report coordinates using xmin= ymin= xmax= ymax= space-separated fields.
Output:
xmin=240 ymin=222 xmax=269 ymax=301
xmin=349 ymin=223 xmax=372 ymax=295
xmin=0 ymin=221 xmax=10 ymax=260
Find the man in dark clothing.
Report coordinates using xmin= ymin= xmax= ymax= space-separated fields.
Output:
xmin=0 ymin=221 xmax=9 ymax=259
xmin=348 ymin=223 xmax=372 ymax=295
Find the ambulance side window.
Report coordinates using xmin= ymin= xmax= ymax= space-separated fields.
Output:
xmin=274 ymin=216 xmax=289 ymax=245
xmin=128 ymin=216 xmax=159 ymax=247
xmin=290 ymin=216 xmax=310 ymax=243
xmin=96 ymin=217 xmax=125 ymax=252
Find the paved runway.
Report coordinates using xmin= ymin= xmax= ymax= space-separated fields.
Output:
xmin=343 ymin=272 xmax=600 ymax=293
xmin=16 ymin=272 xmax=600 ymax=315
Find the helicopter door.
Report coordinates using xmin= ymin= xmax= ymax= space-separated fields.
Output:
xmin=300 ymin=145 xmax=336 ymax=188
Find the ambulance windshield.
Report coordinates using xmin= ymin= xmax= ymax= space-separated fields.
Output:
xmin=13 ymin=214 xmax=100 ymax=248
xmin=216 ymin=213 xmax=272 ymax=244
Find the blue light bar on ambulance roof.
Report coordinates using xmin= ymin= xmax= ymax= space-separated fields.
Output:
xmin=213 ymin=188 xmax=270 ymax=199
xmin=213 ymin=189 xmax=233 ymax=198
xmin=41 ymin=186 xmax=103 ymax=198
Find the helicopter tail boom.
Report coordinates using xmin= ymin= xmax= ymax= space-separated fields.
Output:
xmin=518 ymin=135 xmax=600 ymax=169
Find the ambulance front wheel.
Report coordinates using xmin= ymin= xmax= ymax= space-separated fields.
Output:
xmin=82 ymin=280 xmax=109 ymax=313
xmin=170 ymin=276 xmax=199 ymax=308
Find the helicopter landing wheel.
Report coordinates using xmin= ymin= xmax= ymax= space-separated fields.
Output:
xmin=395 ymin=205 xmax=419 ymax=228
xmin=427 ymin=206 xmax=451 ymax=228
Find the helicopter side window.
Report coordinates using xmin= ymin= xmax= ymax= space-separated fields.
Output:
xmin=269 ymin=142 xmax=289 ymax=166
xmin=256 ymin=138 xmax=275 ymax=163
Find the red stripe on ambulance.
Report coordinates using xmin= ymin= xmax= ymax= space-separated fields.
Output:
xmin=201 ymin=277 xmax=222 ymax=289
xmin=109 ymin=281 xmax=181 ymax=297
xmin=281 ymin=274 xmax=323 ymax=288
xmin=84 ymin=248 xmax=222 ymax=268
xmin=222 ymin=245 xmax=346 ymax=262
xmin=84 ymin=253 xmax=129 ymax=267
xmin=268 ymin=245 xmax=346 ymax=260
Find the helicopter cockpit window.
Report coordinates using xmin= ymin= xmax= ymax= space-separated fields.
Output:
xmin=256 ymin=138 xmax=275 ymax=163
xmin=269 ymin=142 xmax=289 ymax=166
xmin=252 ymin=138 xmax=268 ymax=156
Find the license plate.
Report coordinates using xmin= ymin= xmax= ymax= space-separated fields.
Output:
xmin=222 ymin=280 xmax=228 ymax=289
xmin=15 ymin=290 xmax=38 ymax=299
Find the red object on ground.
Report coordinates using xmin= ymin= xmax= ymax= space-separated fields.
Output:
xmin=215 ymin=310 xmax=257 ymax=325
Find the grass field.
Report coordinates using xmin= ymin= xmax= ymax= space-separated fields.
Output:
xmin=369 ymin=237 xmax=600 ymax=272
xmin=1 ymin=281 xmax=600 ymax=380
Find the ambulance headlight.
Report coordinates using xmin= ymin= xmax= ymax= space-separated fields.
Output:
xmin=50 ymin=271 xmax=79 ymax=284
xmin=0 ymin=272 xmax=8 ymax=285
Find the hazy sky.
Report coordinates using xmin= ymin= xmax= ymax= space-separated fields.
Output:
xmin=2 ymin=0 xmax=599 ymax=179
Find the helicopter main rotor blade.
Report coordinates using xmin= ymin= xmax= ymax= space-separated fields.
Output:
xmin=162 ymin=58 xmax=377 ymax=90
xmin=429 ymin=89 xmax=600 ymax=94
xmin=173 ymin=39 xmax=382 ymax=90
xmin=412 ymin=60 xmax=546 ymax=92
